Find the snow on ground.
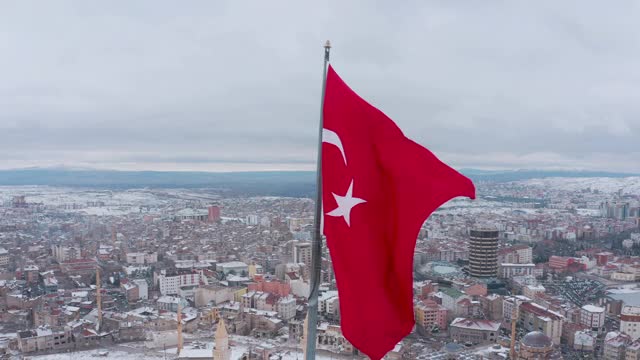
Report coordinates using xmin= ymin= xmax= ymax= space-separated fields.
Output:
xmin=429 ymin=176 xmax=640 ymax=217
xmin=27 ymin=349 xmax=164 ymax=360
xmin=24 ymin=340 xmax=352 ymax=360
xmin=521 ymin=177 xmax=640 ymax=194
xmin=576 ymin=208 xmax=601 ymax=216
xmin=0 ymin=186 xmax=168 ymax=210
xmin=437 ymin=198 xmax=506 ymax=215
xmin=475 ymin=344 xmax=510 ymax=358
xmin=74 ymin=207 xmax=140 ymax=216
xmin=0 ymin=186 xmax=223 ymax=216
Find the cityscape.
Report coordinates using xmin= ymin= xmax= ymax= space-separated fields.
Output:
xmin=0 ymin=173 xmax=638 ymax=359
xmin=2 ymin=2 xmax=640 ymax=359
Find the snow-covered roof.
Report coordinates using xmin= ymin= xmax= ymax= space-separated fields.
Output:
xmin=122 ymin=283 xmax=136 ymax=290
xmin=217 ymin=261 xmax=248 ymax=268
xmin=500 ymin=263 xmax=536 ymax=267
xmin=525 ymin=285 xmax=546 ymax=291
xmin=450 ymin=318 xmax=501 ymax=332
xmin=71 ymin=291 xmax=89 ymax=298
xmin=574 ymin=330 xmax=595 ymax=346
xmin=226 ymin=275 xmax=250 ymax=282
xmin=319 ymin=290 xmax=338 ymax=300
xmin=157 ymin=295 xmax=183 ymax=304
xmin=176 ymin=208 xmax=208 ymax=216
xmin=35 ymin=327 xmax=52 ymax=337
xmin=581 ymin=304 xmax=605 ymax=313
xmin=44 ymin=277 xmax=58 ymax=287
xmin=623 ymin=305 xmax=640 ymax=315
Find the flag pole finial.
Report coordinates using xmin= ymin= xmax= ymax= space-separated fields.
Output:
xmin=324 ymin=40 xmax=331 ymax=62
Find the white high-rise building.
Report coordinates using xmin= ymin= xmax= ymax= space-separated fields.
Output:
xmin=132 ymin=279 xmax=148 ymax=300
xmin=580 ymin=304 xmax=605 ymax=332
xmin=293 ymin=242 xmax=312 ymax=279
xmin=277 ymin=296 xmax=297 ymax=320
xmin=514 ymin=246 xmax=533 ymax=264
xmin=157 ymin=272 xmax=203 ymax=295
xmin=0 ymin=248 xmax=9 ymax=267
xmin=126 ymin=252 xmax=158 ymax=264
xmin=293 ymin=242 xmax=312 ymax=266
xmin=246 ymin=215 xmax=259 ymax=226
xmin=621 ymin=305 xmax=640 ymax=340
xmin=499 ymin=245 xmax=533 ymax=264
xmin=52 ymin=245 xmax=82 ymax=262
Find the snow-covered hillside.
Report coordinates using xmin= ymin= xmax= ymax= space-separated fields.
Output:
xmin=520 ymin=177 xmax=640 ymax=194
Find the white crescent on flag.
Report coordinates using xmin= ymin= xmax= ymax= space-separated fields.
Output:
xmin=322 ymin=128 xmax=347 ymax=165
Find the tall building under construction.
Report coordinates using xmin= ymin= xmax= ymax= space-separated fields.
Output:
xmin=468 ymin=226 xmax=499 ymax=278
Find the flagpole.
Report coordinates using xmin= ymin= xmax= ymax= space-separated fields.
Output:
xmin=305 ymin=39 xmax=331 ymax=360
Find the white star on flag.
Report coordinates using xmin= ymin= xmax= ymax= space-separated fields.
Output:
xmin=326 ymin=180 xmax=366 ymax=226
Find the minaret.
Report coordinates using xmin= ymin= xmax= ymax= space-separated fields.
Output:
xmin=96 ymin=266 xmax=102 ymax=331
xmin=177 ymin=303 xmax=183 ymax=355
xmin=510 ymin=304 xmax=519 ymax=359
xmin=213 ymin=319 xmax=230 ymax=360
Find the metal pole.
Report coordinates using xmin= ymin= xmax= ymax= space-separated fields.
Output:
xmin=305 ymin=40 xmax=331 ymax=360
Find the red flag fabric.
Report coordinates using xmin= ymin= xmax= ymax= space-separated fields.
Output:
xmin=322 ymin=65 xmax=476 ymax=360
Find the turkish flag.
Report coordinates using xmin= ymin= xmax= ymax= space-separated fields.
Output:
xmin=322 ymin=65 xmax=475 ymax=359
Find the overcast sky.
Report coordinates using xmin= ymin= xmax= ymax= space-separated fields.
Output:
xmin=1 ymin=1 xmax=639 ymax=172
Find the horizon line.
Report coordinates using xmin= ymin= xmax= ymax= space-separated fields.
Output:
xmin=0 ymin=165 xmax=638 ymax=176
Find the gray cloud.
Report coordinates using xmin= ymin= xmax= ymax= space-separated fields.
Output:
xmin=0 ymin=1 xmax=639 ymax=172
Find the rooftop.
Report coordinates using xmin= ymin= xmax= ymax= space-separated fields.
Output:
xmin=582 ymin=304 xmax=605 ymax=313
xmin=217 ymin=261 xmax=248 ymax=268
xmin=450 ymin=317 xmax=501 ymax=332
xmin=501 ymin=263 xmax=536 ymax=267
xmin=520 ymin=302 xmax=564 ymax=320
xmin=622 ymin=305 xmax=640 ymax=315
xmin=521 ymin=331 xmax=552 ymax=348
xmin=439 ymin=287 xmax=465 ymax=299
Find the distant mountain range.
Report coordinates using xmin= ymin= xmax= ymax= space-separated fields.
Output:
xmin=458 ymin=169 xmax=639 ymax=183
xmin=0 ymin=167 xmax=636 ymax=197
xmin=0 ymin=168 xmax=316 ymax=197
